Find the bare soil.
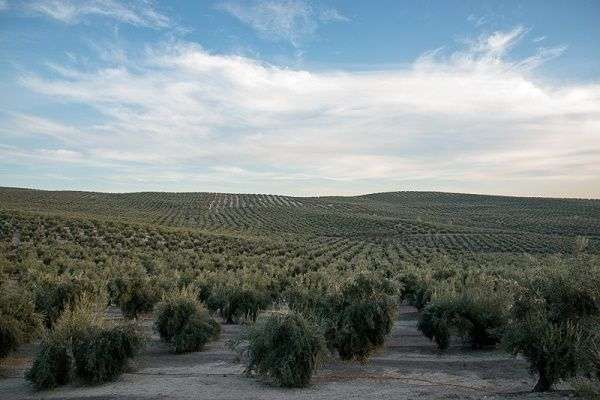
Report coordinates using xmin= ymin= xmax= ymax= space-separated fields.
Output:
xmin=0 ymin=306 xmax=573 ymax=399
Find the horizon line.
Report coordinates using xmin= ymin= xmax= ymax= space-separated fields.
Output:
xmin=1 ymin=185 xmax=598 ymax=202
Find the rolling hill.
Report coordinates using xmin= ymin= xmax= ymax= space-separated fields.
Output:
xmin=1 ymin=186 xmax=599 ymax=262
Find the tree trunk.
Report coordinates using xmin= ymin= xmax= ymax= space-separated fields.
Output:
xmin=533 ymin=371 xmax=552 ymax=392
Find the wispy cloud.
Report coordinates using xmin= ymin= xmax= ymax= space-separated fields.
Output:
xmin=470 ymin=25 xmax=528 ymax=56
xmin=217 ymin=0 xmax=348 ymax=47
xmin=449 ymin=26 xmax=567 ymax=72
xmin=6 ymin=27 xmax=600 ymax=196
xmin=0 ymin=0 xmax=9 ymax=11
xmin=467 ymin=14 xmax=488 ymax=27
xmin=318 ymin=6 xmax=349 ymax=23
xmin=26 ymin=0 xmax=171 ymax=29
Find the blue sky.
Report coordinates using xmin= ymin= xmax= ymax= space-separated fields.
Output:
xmin=0 ymin=0 xmax=599 ymax=197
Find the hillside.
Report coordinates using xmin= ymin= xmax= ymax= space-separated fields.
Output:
xmin=1 ymin=189 xmax=599 ymax=399
xmin=1 ymin=186 xmax=599 ymax=260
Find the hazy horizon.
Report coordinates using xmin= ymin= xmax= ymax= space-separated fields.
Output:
xmin=3 ymin=184 xmax=600 ymax=201
xmin=1 ymin=1 xmax=599 ymax=198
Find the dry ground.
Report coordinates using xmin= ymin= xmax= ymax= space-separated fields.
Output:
xmin=0 ymin=306 xmax=574 ymax=399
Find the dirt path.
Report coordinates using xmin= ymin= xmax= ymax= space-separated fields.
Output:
xmin=0 ymin=306 xmax=571 ymax=399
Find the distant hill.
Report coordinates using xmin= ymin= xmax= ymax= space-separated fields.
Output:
xmin=1 ymin=186 xmax=599 ymax=259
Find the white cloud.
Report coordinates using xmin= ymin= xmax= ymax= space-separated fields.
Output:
xmin=448 ymin=26 xmax=566 ymax=73
xmin=26 ymin=0 xmax=171 ymax=28
xmin=7 ymin=27 xmax=600 ymax=197
xmin=217 ymin=0 xmax=348 ymax=47
xmin=0 ymin=0 xmax=8 ymax=11
xmin=318 ymin=7 xmax=349 ymax=22
xmin=6 ymin=114 xmax=87 ymax=144
xmin=470 ymin=26 xmax=528 ymax=57
xmin=467 ymin=14 xmax=488 ymax=27
xmin=38 ymin=148 xmax=84 ymax=162
xmin=0 ymin=145 xmax=84 ymax=164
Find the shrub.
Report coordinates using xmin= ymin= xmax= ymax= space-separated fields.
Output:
xmin=418 ymin=274 xmax=512 ymax=350
xmin=286 ymin=278 xmax=335 ymax=322
xmin=334 ymin=296 xmax=396 ymax=361
xmin=31 ymin=274 xmax=104 ymax=328
xmin=287 ymin=272 xmax=398 ymax=361
xmin=241 ymin=309 xmax=326 ymax=387
xmin=504 ymin=259 xmax=600 ymax=392
xmin=452 ymin=294 xmax=507 ymax=349
xmin=504 ymin=317 xmax=586 ymax=392
xmin=26 ymin=296 xmax=143 ymax=390
xmin=26 ymin=340 xmax=71 ymax=390
xmin=0 ymin=324 xmax=18 ymax=360
xmin=26 ymin=297 xmax=95 ymax=390
xmin=0 ymin=280 xmax=42 ymax=359
xmin=330 ymin=273 xmax=398 ymax=361
xmin=72 ymin=323 xmax=143 ymax=384
xmin=208 ymin=283 xmax=270 ymax=324
xmin=154 ymin=287 xmax=220 ymax=353
xmin=109 ymin=270 xmax=158 ymax=319
xmin=399 ymin=269 xmax=434 ymax=310
xmin=418 ymin=301 xmax=451 ymax=350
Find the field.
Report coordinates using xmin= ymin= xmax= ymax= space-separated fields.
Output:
xmin=1 ymin=186 xmax=599 ymax=399
xmin=2 ymin=186 xmax=599 ymax=261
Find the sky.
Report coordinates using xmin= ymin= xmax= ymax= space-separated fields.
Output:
xmin=0 ymin=0 xmax=599 ymax=198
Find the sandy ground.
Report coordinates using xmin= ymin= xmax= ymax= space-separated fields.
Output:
xmin=0 ymin=306 xmax=574 ymax=400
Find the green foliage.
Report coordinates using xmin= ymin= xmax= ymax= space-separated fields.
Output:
xmin=72 ymin=323 xmax=143 ymax=384
xmin=287 ymin=271 xmax=399 ymax=362
xmin=285 ymin=270 xmax=337 ymax=320
xmin=334 ymin=297 xmax=396 ymax=361
xmin=206 ymin=274 xmax=272 ymax=324
xmin=31 ymin=273 xmax=104 ymax=328
xmin=418 ymin=301 xmax=451 ymax=350
xmin=0 ymin=280 xmax=42 ymax=359
xmin=241 ymin=309 xmax=326 ymax=388
xmin=331 ymin=273 xmax=398 ymax=361
xmin=26 ymin=296 xmax=143 ymax=390
xmin=0 ymin=324 xmax=18 ymax=360
xmin=109 ymin=265 xmax=159 ymax=319
xmin=26 ymin=340 xmax=71 ymax=390
xmin=2 ymin=188 xmax=600 ymax=393
xmin=418 ymin=273 xmax=513 ymax=350
xmin=504 ymin=258 xmax=600 ymax=392
xmin=399 ymin=268 xmax=435 ymax=310
xmin=154 ymin=287 xmax=220 ymax=353
xmin=26 ymin=297 xmax=97 ymax=390
xmin=3 ymin=188 xmax=599 ymax=250
xmin=504 ymin=318 xmax=586 ymax=392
